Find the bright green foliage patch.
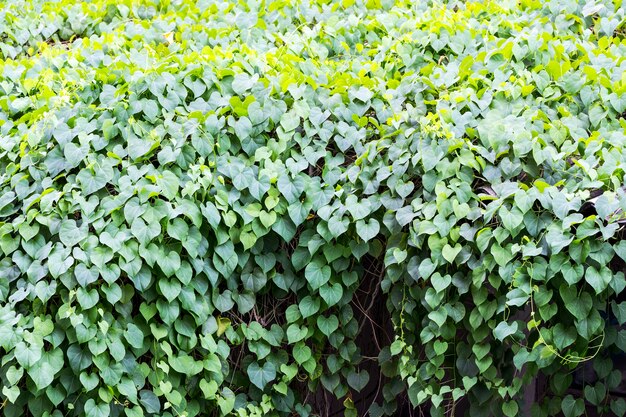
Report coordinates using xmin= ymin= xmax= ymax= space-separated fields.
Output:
xmin=1 ymin=0 xmax=626 ymax=416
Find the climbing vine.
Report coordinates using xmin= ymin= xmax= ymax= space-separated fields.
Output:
xmin=1 ymin=0 xmax=626 ymax=416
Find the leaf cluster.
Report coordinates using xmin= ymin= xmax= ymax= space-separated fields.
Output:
xmin=1 ymin=0 xmax=626 ymax=417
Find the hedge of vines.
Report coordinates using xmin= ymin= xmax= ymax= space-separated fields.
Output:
xmin=1 ymin=0 xmax=626 ymax=416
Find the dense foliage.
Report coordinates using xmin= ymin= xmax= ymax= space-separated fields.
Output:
xmin=1 ymin=0 xmax=626 ymax=416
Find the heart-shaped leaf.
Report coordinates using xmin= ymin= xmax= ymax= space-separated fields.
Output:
xmin=247 ymin=361 xmax=276 ymax=390
xmin=317 ymin=315 xmax=339 ymax=336
xmin=441 ymin=243 xmax=462 ymax=264
xmin=319 ymin=283 xmax=343 ymax=306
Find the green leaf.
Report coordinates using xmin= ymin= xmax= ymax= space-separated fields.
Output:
xmin=67 ymin=345 xmax=92 ymax=373
xmin=170 ymin=355 xmax=203 ymax=376
xmin=277 ymin=173 xmax=305 ymax=204
xmin=393 ymin=248 xmax=407 ymax=263
xmin=441 ymin=243 xmax=462 ymax=264
xmin=80 ymin=372 xmax=99 ymax=391
xmin=502 ymin=401 xmax=519 ymax=417
xmin=240 ymin=231 xmax=257 ymax=250
xmin=167 ymin=218 xmax=189 ymax=241
xmin=609 ymin=92 xmax=626 ymax=113
xmin=319 ymin=283 xmax=343 ymax=306
xmin=583 ymin=382 xmax=606 ymax=406
xmin=305 ymin=258 xmax=331 ymax=290
xmin=6 ymin=366 xmax=23 ymax=386
xmin=351 ymin=86 xmax=373 ymax=102
xmin=327 ymin=215 xmax=349 ymax=238
xmin=356 ymin=218 xmax=379 ymax=242
xmin=299 ymin=296 xmax=320 ymax=318
xmin=553 ymin=323 xmax=577 ymax=350
xmin=156 ymin=171 xmax=179 ymax=200
xmin=247 ymin=361 xmax=276 ymax=390
xmin=158 ymin=278 xmax=181 ymax=302
xmin=125 ymin=323 xmax=145 ymax=349
xmin=2 ymin=386 xmax=19 ymax=403
xmin=28 ymin=349 xmax=63 ymax=391
xmin=218 ymin=388 xmax=235 ymax=415
xmin=131 ymin=217 xmax=160 ymax=245
xmin=612 ymin=302 xmax=626 ymax=325
xmin=64 ymin=143 xmax=88 ymax=167
xmin=76 ymin=167 xmax=111 ymax=195
xmin=561 ymin=395 xmax=584 ymax=417
xmin=493 ymin=321 xmax=518 ymax=341
xmin=433 ymin=340 xmax=448 ymax=355
xmin=76 ymin=288 xmax=99 ymax=309
xmin=347 ymin=369 xmax=369 ymax=392
xmin=560 ymin=286 xmax=592 ymax=318
xmin=59 ymin=219 xmax=87 ymax=247
xmin=614 ymin=241 xmax=626 ymax=262
xmin=585 ymin=265 xmax=612 ymax=295
xmin=84 ymin=399 xmax=111 ymax=417
xmin=514 ymin=191 xmax=534 ymax=213
xmin=418 ymin=258 xmax=436 ymax=279
xmin=317 ymin=315 xmax=339 ymax=336
xmin=157 ymin=250 xmax=181 ymax=278
xmin=18 ymin=222 xmax=39 ymax=241
xmin=90 ymin=246 xmax=113 ymax=269
xmin=431 ymin=273 xmax=451 ymax=293
xmin=214 ymin=242 xmax=238 ymax=276
xmin=492 ymin=243 xmax=514 ymax=267
xmin=611 ymin=398 xmax=626 ymax=417
xmin=428 ymin=310 xmax=447 ymax=327
xmin=293 ymin=343 xmax=312 ymax=364
xmin=234 ymin=116 xmax=253 ymax=140
xmin=75 ymin=263 xmax=99 ymax=287
xmin=476 ymin=228 xmax=492 ymax=253
xmin=499 ymin=206 xmax=523 ymax=231
xmin=139 ymin=390 xmax=161 ymax=413
xmin=259 ymin=210 xmax=277 ymax=228
xmin=214 ymin=290 xmax=235 ymax=312
xmin=200 ymin=379 xmax=219 ymax=399
xmin=546 ymin=226 xmax=573 ymax=254
xmin=15 ymin=341 xmax=41 ymax=369
xmin=561 ymin=262 xmax=583 ymax=285
xmin=286 ymin=324 xmax=308 ymax=344
xmin=280 ymin=111 xmax=300 ymax=132
xmin=346 ymin=197 xmax=371 ymax=220
xmin=232 ymin=73 xmax=259 ymax=95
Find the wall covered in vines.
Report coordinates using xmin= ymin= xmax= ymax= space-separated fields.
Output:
xmin=1 ymin=0 xmax=626 ymax=416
